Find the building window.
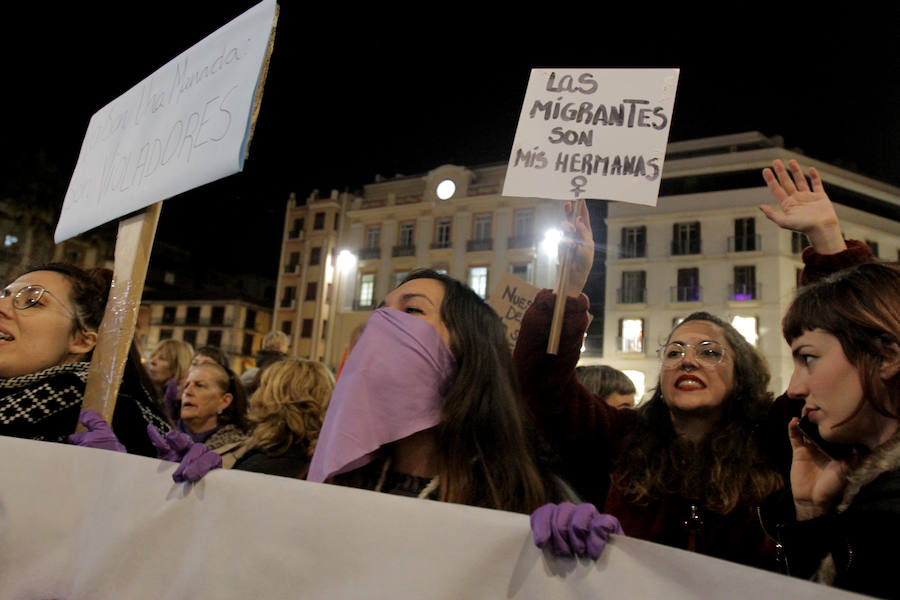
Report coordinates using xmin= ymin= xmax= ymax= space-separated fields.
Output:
xmin=305 ymin=281 xmax=318 ymax=301
xmin=357 ymin=273 xmax=375 ymax=309
xmin=210 ymin=306 xmax=225 ymax=326
xmin=620 ymin=226 xmax=646 ymax=258
xmin=399 ymin=222 xmax=415 ymax=248
xmin=281 ymin=286 xmax=296 ymax=308
xmin=245 ymin=309 xmax=257 ymax=330
xmin=365 ymin=226 xmax=380 ymax=249
xmin=509 ymin=263 xmax=534 ymax=283
xmin=618 ymin=318 xmax=644 ymax=353
xmin=159 ymin=329 xmax=174 ymax=341
xmin=321 ymin=320 xmax=328 ymax=339
xmin=185 ymin=306 xmax=200 ymax=325
xmin=731 ymin=315 xmax=759 ymax=347
xmin=242 ymin=333 xmax=254 ymax=356
xmin=675 ymin=268 xmax=700 ymax=302
xmin=473 ymin=214 xmax=492 ymax=240
xmin=183 ymin=329 xmax=198 ymax=346
xmin=289 ymin=218 xmax=304 ymax=238
xmin=162 ymin=306 xmax=176 ymax=324
xmin=732 ymin=266 xmax=757 ymax=300
xmin=468 ymin=266 xmax=488 ymax=298
xmin=206 ymin=330 xmax=222 ymax=347
xmin=334 ymin=213 xmax=340 ymax=231
xmin=281 ymin=320 xmax=292 ymax=335
xmin=286 ymin=251 xmax=301 ymax=274
xmin=671 ymin=222 xmax=701 ymax=255
xmin=434 ymin=219 xmax=452 ymax=248
xmin=619 ymin=270 xmax=646 ymax=304
xmin=301 ymin=319 xmax=313 ymax=338
xmin=731 ymin=218 xmax=757 ymax=252
xmin=313 ymin=212 xmax=325 ymax=230
xmin=514 ymin=209 xmax=534 ymax=238
xmin=309 ymin=246 xmax=321 ymax=266
xmin=866 ymin=240 xmax=880 ymax=258
xmin=791 ymin=231 xmax=811 ymax=254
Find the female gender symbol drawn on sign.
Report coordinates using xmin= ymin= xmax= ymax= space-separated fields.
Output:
xmin=569 ymin=175 xmax=587 ymax=197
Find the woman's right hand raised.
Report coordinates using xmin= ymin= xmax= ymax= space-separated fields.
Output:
xmin=787 ymin=418 xmax=851 ymax=521
xmin=760 ymin=159 xmax=847 ymax=255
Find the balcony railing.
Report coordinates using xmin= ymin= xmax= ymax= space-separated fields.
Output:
xmin=283 ymin=263 xmax=301 ymax=275
xmin=352 ymin=299 xmax=375 ymax=311
xmin=151 ymin=318 xmax=234 ymax=327
xmin=618 ymin=246 xmax=647 ymax=259
xmin=616 ymin=288 xmax=647 ymax=304
xmin=392 ymin=245 xmax=416 ymax=257
xmin=728 ymin=283 xmax=761 ymax=301
xmin=727 ymin=235 xmax=761 ymax=253
xmin=507 ymin=235 xmax=535 ymax=250
xmin=466 ymin=238 xmax=493 ymax=252
xmin=670 ymin=286 xmax=702 ymax=302
xmin=430 ymin=240 xmax=452 ymax=250
xmin=359 ymin=247 xmax=381 ymax=260
xmin=279 ymin=299 xmax=297 ymax=310
xmin=617 ymin=337 xmax=645 ymax=354
xmin=670 ymin=240 xmax=701 ymax=256
xmin=287 ymin=230 xmax=305 ymax=240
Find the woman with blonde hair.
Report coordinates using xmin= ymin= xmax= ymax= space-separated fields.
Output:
xmin=232 ymin=359 xmax=334 ymax=478
xmin=146 ymin=339 xmax=194 ymax=420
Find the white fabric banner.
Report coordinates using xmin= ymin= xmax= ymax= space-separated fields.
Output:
xmin=54 ymin=0 xmax=277 ymax=243
xmin=0 ymin=436 xmax=868 ymax=599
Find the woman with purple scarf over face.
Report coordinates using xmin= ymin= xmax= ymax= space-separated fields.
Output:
xmin=307 ymin=270 xmax=553 ymax=514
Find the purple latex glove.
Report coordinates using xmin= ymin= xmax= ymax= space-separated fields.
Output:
xmin=67 ymin=410 xmax=126 ymax=452
xmin=172 ymin=442 xmax=222 ymax=483
xmin=531 ymin=502 xmax=623 ymax=560
xmin=147 ymin=424 xmax=194 ymax=462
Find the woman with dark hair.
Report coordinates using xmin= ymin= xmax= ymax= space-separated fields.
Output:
xmin=759 ymin=262 xmax=900 ymax=597
xmin=191 ymin=345 xmax=231 ymax=369
xmin=0 ymin=262 xmax=170 ymax=455
xmin=521 ymin=163 xmax=877 ymax=568
xmin=306 ymin=269 xmax=552 ymax=513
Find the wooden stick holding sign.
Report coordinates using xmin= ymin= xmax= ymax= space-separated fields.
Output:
xmin=546 ymin=198 xmax=584 ymax=355
xmin=62 ymin=0 xmax=280 ymax=427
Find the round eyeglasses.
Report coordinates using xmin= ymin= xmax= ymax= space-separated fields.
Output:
xmin=0 ymin=284 xmax=79 ymax=323
xmin=658 ymin=341 xmax=727 ymax=369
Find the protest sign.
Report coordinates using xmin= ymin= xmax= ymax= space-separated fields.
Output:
xmin=488 ymin=271 xmax=540 ymax=350
xmin=0 ymin=436 xmax=866 ymax=600
xmin=503 ymin=68 xmax=679 ymax=206
xmin=54 ymin=0 xmax=279 ymax=243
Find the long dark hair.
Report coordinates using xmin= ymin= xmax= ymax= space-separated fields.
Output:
xmin=783 ymin=262 xmax=900 ymax=424
xmin=400 ymin=269 xmax=548 ymax=513
xmin=613 ymin=312 xmax=782 ymax=514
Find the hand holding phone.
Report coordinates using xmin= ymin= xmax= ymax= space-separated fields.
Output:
xmin=797 ymin=415 xmax=855 ymax=461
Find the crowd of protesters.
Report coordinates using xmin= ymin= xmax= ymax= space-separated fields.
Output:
xmin=0 ymin=160 xmax=897 ymax=598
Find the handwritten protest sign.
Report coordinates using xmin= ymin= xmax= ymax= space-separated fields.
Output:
xmin=503 ymin=68 xmax=679 ymax=206
xmin=54 ymin=0 xmax=278 ymax=243
xmin=488 ymin=272 xmax=540 ymax=349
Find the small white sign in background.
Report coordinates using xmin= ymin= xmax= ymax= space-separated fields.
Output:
xmin=503 ymin=68 xmax=679 ymax=206
xmin=55 ymin=0 xmax=277 ymax=243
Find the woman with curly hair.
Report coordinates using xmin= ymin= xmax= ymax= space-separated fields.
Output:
xmin=232 ymin=358 xmax=334 ymax=478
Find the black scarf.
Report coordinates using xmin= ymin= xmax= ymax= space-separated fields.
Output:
xmin=0 ymin=362 xmax=88 ymax=443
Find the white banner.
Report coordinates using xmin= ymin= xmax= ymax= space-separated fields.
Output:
xmin=54 ymin=0 xmax=277 ymax=243
xmin=503 ymin=68 xmax=679 ymax=206
xmin=0 ymin=436 xmax=869 ymax=599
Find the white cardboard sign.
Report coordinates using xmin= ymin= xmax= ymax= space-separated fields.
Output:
xmin=54 ymin=0 xmax=277 ymax=243
xmin=503 ymin=68 xmax=679 ymax=206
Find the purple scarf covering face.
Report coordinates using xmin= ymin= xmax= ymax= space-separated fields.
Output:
xmin=307 ymin=307 xmax=457 ymax=483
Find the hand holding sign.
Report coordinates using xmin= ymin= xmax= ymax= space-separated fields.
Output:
xmin=561 ymin=200 xmax=594 ymax=299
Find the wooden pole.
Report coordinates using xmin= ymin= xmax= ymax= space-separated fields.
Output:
xmin=546 ymin=198 xmax=585 ymax=355
xmin=79 ymin=202 xmax=162 ymax=426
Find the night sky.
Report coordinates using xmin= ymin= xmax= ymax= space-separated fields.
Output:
xmin=5 ymin=2 xmax=899 ymax=279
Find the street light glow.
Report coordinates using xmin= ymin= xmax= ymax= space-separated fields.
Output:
xmin=336 ymin=249 xmax=357 ymax=272
xmin=542 ymin=228 xmax=562 ymax=257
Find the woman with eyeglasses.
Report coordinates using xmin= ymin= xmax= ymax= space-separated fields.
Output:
xmin=519 ymin=161 xmax=877 ymax=568
xmin=0 ymin=263 xmax=170 ymax=455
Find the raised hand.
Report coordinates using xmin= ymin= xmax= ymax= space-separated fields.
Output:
xmin=561 ymin=200 xmax=594 ymax=299
xmin=787 ymin=418 xmax=851 ymax=521
xmin=760 ymin=159 xmax=846 ymax=254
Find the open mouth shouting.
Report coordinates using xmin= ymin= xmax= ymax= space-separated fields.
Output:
xmin=675 ymin=374 xmax=706 ymax=390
